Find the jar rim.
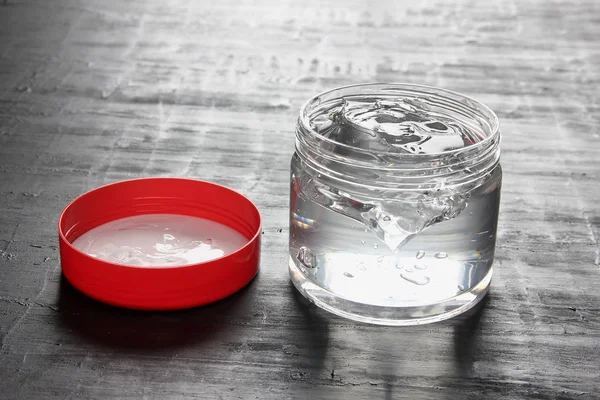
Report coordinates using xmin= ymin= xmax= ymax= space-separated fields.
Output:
xmin=298 ymin=82 xmax=500 ymax=158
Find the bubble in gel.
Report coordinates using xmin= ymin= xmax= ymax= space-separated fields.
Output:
xmin=400 ymin=273 xmax=430 ymax=286
xmin=297 ymin=246 xmax=317 ymax=269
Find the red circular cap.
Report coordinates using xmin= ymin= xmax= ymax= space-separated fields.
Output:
xmin=58 ymin=178 xmax=261 ymax=310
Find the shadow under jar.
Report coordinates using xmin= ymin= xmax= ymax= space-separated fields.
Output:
xmin=289 ymin=83 xmax=502 ymax=325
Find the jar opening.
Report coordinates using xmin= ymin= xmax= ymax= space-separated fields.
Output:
xmin=298 ymin=83 xmax=499 ymax=159
xmin=295 ymin=83 xmax=501 ymax=189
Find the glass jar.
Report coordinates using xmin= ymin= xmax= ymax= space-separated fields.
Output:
xmin=289 ymin=83 xmax=501 ymax=325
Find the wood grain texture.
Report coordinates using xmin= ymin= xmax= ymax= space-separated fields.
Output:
xmin=1 ymin=0 xmax=599 ymax=398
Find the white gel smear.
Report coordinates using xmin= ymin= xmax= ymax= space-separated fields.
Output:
xmin=72 ymin=214 xmax=248 ymax=267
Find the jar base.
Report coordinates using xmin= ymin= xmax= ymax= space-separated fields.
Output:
xmin=289 ymin=257 xmax=492 ymax=326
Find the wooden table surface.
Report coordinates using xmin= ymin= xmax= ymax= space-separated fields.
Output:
xmin=1 ymin=0 xmax=599 ymax=398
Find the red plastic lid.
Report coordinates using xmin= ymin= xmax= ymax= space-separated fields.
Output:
xmin=58 ymin=178 xmax=261 ymax=310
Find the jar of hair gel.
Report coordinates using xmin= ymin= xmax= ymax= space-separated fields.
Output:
xmin=289 ymin=83 xmax=501 ymax=325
